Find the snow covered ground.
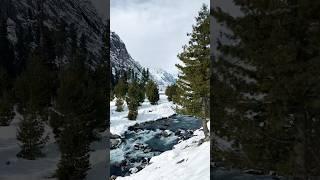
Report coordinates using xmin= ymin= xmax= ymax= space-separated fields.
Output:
xmin=0 ymin=109 xmax=107 ymax=180
xmin=110 ymin=92 xmax=176 ymax=136
xmin=116 ymin=128 xmax=210 ymax=180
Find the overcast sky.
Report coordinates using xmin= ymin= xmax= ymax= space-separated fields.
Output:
xmin=111 ymin=0 xmax=209 ymax=74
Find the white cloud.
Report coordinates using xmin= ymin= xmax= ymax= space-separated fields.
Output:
xmin=111 ymin=0 xmax=209 ymax=74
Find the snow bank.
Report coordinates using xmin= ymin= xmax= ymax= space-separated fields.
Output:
xmin=116 ymin=129 xmax=210 ymax=180
xmin=110 ymin=94 xmax=176 ymax=136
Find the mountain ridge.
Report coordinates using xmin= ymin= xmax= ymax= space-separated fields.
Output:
xmin=110 ymin=31 xmax=176 ymax=87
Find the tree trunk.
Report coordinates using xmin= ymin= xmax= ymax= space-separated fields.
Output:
xmin=202 ymin=97 xmax=210 ymax=141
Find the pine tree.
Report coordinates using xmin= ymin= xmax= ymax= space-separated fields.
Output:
xmin=175 ymin=4 xmax=210 ymax=140
xmin=54 ymin=39 xmax=105 ymax=178
xmin=165 ymin=84 xmax=177 ymax=102
xmin=55 ymin=63 xmax=92 ymax=180
xmin=146 ymin=80 xmax=160 ymax=105
xmin=126 ymin=81 xmax=140 ymax=120
xmin=14 ymin=49 xmax=53 ymax=159
xmin=137 ymin=83 xmax=146 ymax=105
xmin=14 ymin=49 xmax=53 ymax=115
xmin=141 ymin=68 xmax=150 ymax=86
xmin=115 ymin=98 xmax=124 ymax=112
xmin=213 ymin=0 xmax=320 ymax=177
xmin=56 ymin=118 xmax=90 ymax=180
xmin=16 ymin=111 xmax=48 ymax=160
xmin=114 ymin=77 xmax=127 ymax=112
xmin=114 ymin=78 xmax=127 ymax=99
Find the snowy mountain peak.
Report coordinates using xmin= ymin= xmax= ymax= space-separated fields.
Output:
xmin=149 ymin=68 xmax=177 ymax=87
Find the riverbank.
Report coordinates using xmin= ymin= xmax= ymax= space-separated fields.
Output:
xmin=115 ymin=126 xmax=210 ymax=180
xmin=110 ymin=93 xmax=176 ymax=136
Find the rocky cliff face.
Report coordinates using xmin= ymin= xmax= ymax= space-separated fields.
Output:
xmin=110 ymin=31 xmax=142 ymax=74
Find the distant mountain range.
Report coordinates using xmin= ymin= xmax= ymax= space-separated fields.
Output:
xmin=110 ymin=31 xmax=176 ymax=87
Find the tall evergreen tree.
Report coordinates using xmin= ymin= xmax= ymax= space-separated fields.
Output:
xmin=165 ymin=84 xmax=178 ymax=102
xmin=15 ymin=50 xmax=52 ymax=159
xmin=146 ymin=80 xmax=160 ymax=105
xmin=54 ymin=52 xmax=93 ymax=179
xmin=176 ymin=4 xmax=210 ymax=140
xmin=137 ymin=84 xmax=146 ymax=105
xmin=213 ymin=0 xmax=320 ymax=177
xmin=114 ymin=78 xmax=127 ymax=112
xmin=126 ymin=81 xmax=140 ymax=120
xmin=16 ymin=111 xmax=48 ymax=160
xmin=115 ymin=98 xmax=124 ymax=112
xmin=56 ymin=117 xmax=90 ymax=180
xmin=114 ymin=78 xmax=127 ymax=99
xmin=141 ymin=68 xmax=150 ymax=86
xmin=53 ymin=29 xmax=108 ymax=176
xmin=15 ymin=49 xmax=53 ymax=115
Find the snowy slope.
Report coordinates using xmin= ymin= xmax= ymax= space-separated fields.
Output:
xmin=116 ymin=128 xmax=210 ymax=180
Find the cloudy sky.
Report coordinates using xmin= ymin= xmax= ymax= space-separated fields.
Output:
xmin=111 ymin=0 xmax=209 ymax=74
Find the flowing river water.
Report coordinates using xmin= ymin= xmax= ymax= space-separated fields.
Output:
xmin=110 ymin=114 xmax=202 ymax=177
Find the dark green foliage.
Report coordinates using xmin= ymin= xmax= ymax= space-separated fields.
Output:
xmin=53 ymin=33 xmax=108 ymax=178
xmin=127 ymin=108 xmax=138 ymax=120
xmin=114 ymin=78 xmax=127 ymax=99
xmin=146 ymin=80 xmax=160 ymax=105
xmin=175 ymin=4 xmax=210 ymax=139
xmin=0 ymin=68 xmax=14 ymax=126
xmin=141 ymin=68 xmax=150 ymax=86
xmin=212 ymin=0 xmax=320 ymax=177
xmin=0 ymin=18 xmax=15 ymax=77
xmin=15 ymin=49 xmax=53 ymax=159
xmin=55 ymin=118 xmax=90 ymax=180
xmin=16 ymin=112 xmax=49 ymax=160
xmin=137 ymin=83 xmax=146 ymax=105
xmin=0 ymin=18 xmax=15 ymax=126
xmin=92 ymin=62 xmax=108 ymax=132
xmin=126 ymin=81 xmax=140 ymax=120
xmin=14 ymin=50 xmax=53 ymax=114
xmin=165 ymin=84 xmax=178 ymax=102
xmin=115 ymin=98 xmax=124 ymax=112
xmin=0 ymin=91 xmax=14 ymax=126
xmin=54 ymin=59 xmax=92 ymax=179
